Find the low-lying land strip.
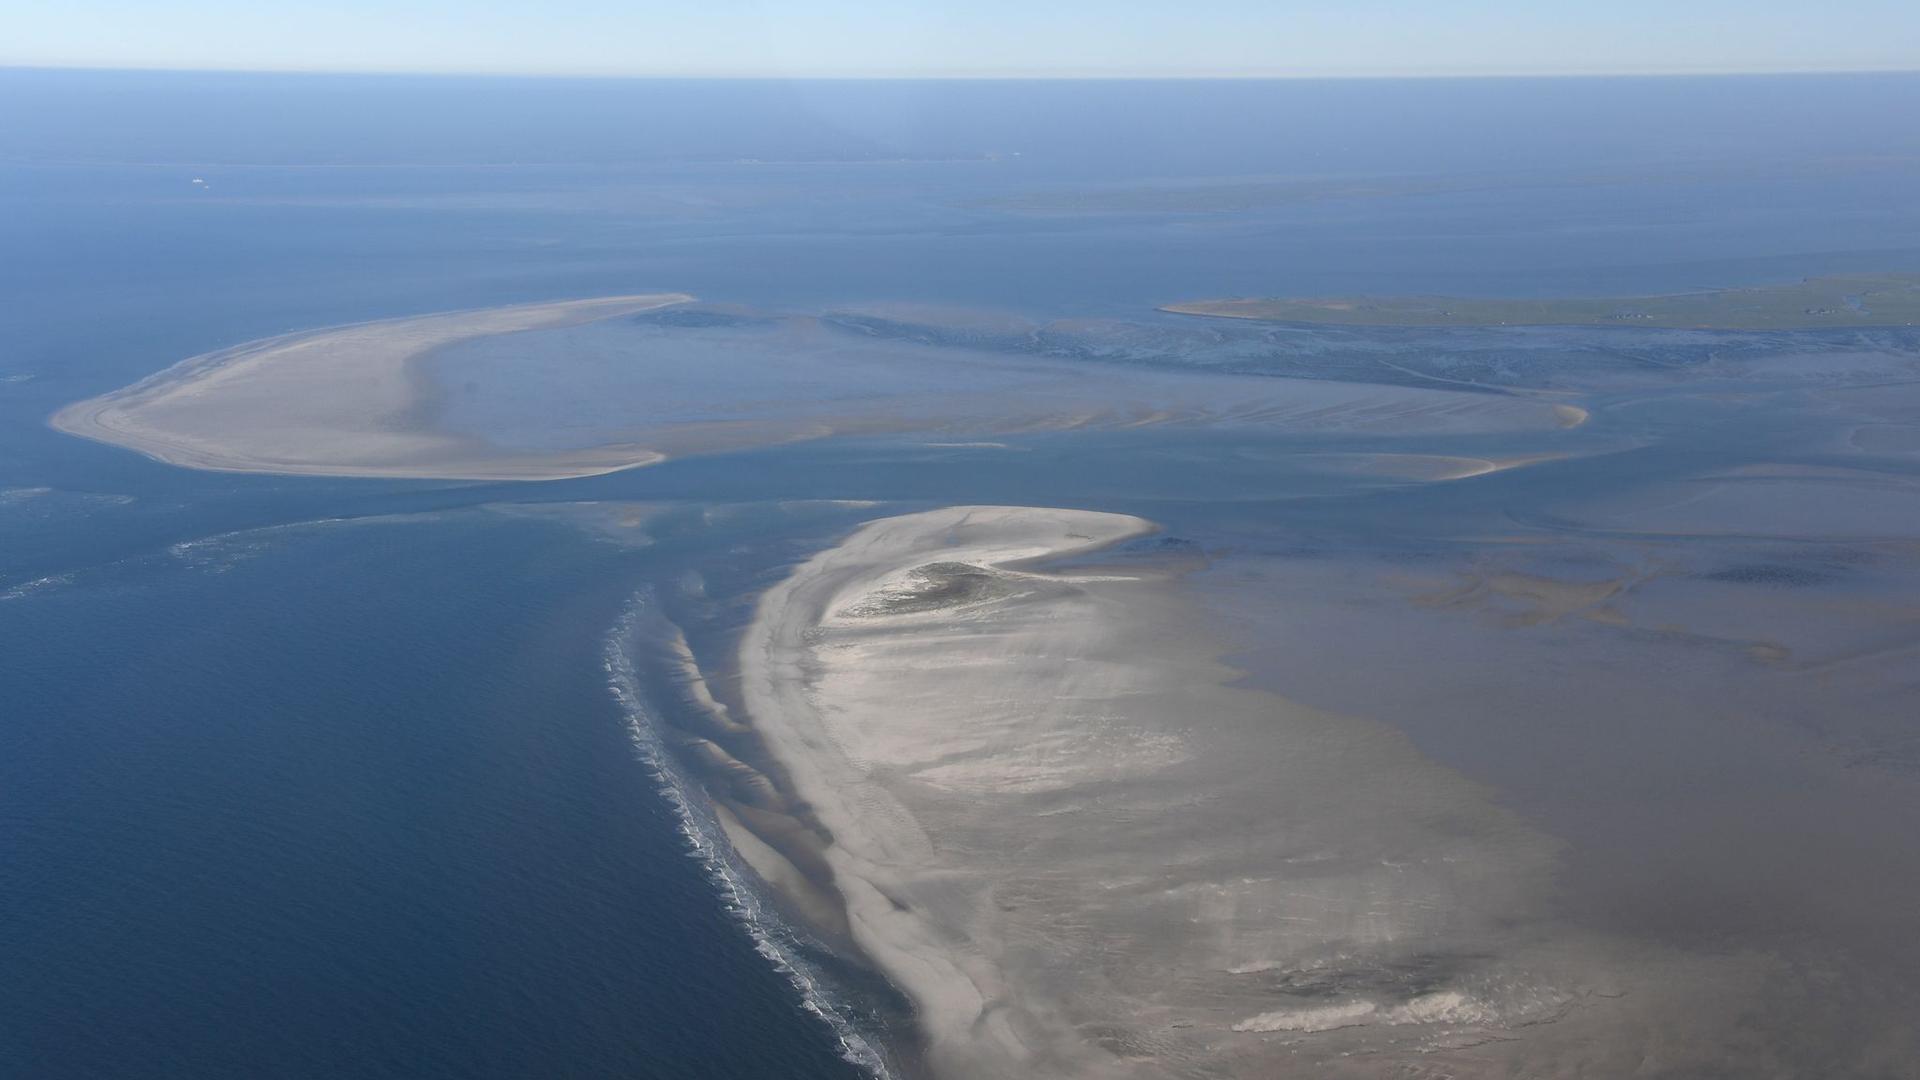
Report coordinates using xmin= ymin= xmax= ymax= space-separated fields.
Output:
xmin=1164 ymin=273 xmax=1920 ymax=329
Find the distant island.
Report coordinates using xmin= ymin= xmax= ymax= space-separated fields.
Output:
xmin=1164 ymin=273 xmax=1920 ymax=330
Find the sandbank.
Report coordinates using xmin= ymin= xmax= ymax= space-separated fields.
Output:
xmin=49 ymin=294 xmax=691 ymax=481
xmin=724 ymin=505 xmax=1745 ymax=1078
xmin=52 ymin=296 xmax=1590 ymax=484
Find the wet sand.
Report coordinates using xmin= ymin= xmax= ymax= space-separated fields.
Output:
xmin=50 ymin=297 xmax=1590 ymax=484
xmin=49 ymin=294 xmax=691 ymax=480
xmin=725 ymin=505 xmax=1779 ymax=1079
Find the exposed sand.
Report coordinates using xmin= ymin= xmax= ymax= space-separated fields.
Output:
xmin=729 ymin=505 xmax=1759 ymax=1078
xmin=49 ymin=294 xmax=691 ymax=480
xmin=53 ymin=296 xmax=1590 ymax=483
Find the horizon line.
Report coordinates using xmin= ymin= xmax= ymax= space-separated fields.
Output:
xmin=6 ymin=61 xmax=1920 ymax=82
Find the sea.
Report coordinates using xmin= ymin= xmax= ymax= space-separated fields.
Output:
xmin=5 ymin=69 xmax=1920 ymax=1078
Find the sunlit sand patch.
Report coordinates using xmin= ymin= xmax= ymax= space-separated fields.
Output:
xmin=723 ymin=505 xmax=1771 ymax=1078
xmin=1232 ymin=989 xmax=1509 ymax=1033
xmin=50 ymin=294 xmax=692 ymax=480
xmin=1553 ymin=403 xmax=1590 ymax=427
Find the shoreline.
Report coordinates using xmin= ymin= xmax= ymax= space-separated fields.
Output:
xmin=602 ymin=598 xmax=901 ymax=1079
xmin=736 ymin=506 xmax=1157 ymax=1077
xmin=48 ymin=292 xmax=1602 ymax=487
xmin=714 ymin=504 xmax=1776 ymax=1079
xmin=48 ymin=293 xmax=691 ymax=481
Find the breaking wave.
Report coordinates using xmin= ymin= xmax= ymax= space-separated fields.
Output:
xmin=0 ymin=572 xmax=74 ymax=602
xmin=601 ymin=590 xmax=896 ymax=1079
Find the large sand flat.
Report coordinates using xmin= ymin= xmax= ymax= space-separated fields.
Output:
xmin=52 ymin=297 xmax=1588 ymax=483
xmin=50 ymin=294 xmax=692 ymax=480
xmin=731 ymin=505 xmax=1763 ymax=1079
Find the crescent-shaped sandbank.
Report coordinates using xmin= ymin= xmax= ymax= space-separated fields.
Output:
xmin=49 ymin=294 xmax=693 ymax=481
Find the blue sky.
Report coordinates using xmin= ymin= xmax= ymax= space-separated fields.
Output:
xmin=6 ymin=0 xmax=1919 ymax=78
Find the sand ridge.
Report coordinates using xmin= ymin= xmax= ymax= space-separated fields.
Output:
xmin=726 ymin=505 xmax=1768 ymax=1079
xmin=49 ymin=293 xmax=692 ymax=480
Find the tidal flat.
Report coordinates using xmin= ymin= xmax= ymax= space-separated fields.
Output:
xmin=50 ymin=297 xmax=1589 ymax=484
xmin=48 ymin=295 xmax=691 ymax=480
xmin=718 ymin=505 xmax=1786 ymax=1077
xmin=44 ymin=292 xmax=1920 ymax=1077
xmin=1166 ymin=273 xmax=1920 ymax=330
xmin=17 ymin=70 xmax=1920 ymax=1080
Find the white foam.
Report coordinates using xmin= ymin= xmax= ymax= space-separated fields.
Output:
xmin=601 ymin=592 xmax=897 ymax=1079
xmin=0 ymin=572 xmax=73 ymax=602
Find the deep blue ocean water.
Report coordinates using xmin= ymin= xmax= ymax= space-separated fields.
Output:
xmin=6 ymin=69 xmax=1920 ymax=1078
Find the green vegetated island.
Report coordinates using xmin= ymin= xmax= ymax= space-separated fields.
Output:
xmin=1163 ymin=273 xmax=1920 ymax=330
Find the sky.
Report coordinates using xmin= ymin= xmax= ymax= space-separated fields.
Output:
xmin=5 ymin=0 xmax=1919 ymax=78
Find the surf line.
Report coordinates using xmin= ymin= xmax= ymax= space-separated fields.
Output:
xmin=601 ymin=588 xmax=899 ymax=1079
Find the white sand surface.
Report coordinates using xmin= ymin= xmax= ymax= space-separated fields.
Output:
xmin=50 ymin=294 xmax=691 ymax=480
xmin=733 ymin=505 xmax=1768 ymax=1078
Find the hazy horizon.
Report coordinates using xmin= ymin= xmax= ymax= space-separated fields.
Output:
xmin=9 ymin=0 xmax=1919 ymax=79
xmin=9 ymin=62 xmax=1920 ymax=80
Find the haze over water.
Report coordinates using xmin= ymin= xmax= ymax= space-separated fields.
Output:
xmin=6 ymin=69 xmax=1920 ymax=1077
